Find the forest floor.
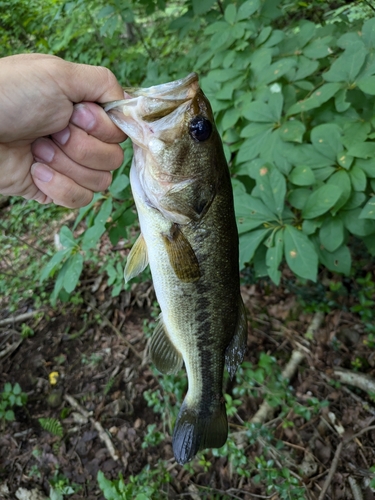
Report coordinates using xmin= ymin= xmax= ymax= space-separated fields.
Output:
xmin=1 ymin=199 xmax=375 ymax=500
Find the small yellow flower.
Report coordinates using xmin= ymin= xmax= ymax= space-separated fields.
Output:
xmin=49 ymin=371 xmax=59 ymax=386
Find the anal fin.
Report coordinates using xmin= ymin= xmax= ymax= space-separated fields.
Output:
xmin=225 ymin=297 xmax=248 ymax=379
xmin=162 ymin=223 xmax=201 ymax=283
xmin=150 ymin=314 xmax=183 ymax=374
xmin=124 ymin=233 xmax=148 ymax=283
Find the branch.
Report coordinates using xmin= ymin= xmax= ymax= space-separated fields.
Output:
xmin=251 ymin=312 xmax=324 ymax=425
xmin=64 ymin=394 xmax=119 ymax=462
xmin=0 ymin=310 xmax=44 ymax=326
xmin=317 ymin=441 xmax=343 ymax=500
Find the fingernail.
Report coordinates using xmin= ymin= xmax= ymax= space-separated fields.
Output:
xmin=31 ymin=163 xmax=54 ymax=183
xmin=71 ymin=104 xmax=96 ymax=131
xmin=32 ymin=139 xmax=55 ymax=162
xmin=53 ymin=126 xmax=71 ymax=145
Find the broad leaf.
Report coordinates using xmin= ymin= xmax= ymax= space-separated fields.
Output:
xmin=323 ymin=42 xmax=366 ymax=83
xmin=343 ymin=208 xmax=375 ymax=236
xmin=239 ymin=228 xmax=270 ymax=269
xmin=287 ymin=83 xmax=341 ymax=115
xmin=253 ymin=164 xmax=286 ymax=215
xmin=302 ymin=185 xmax=342 ymax=219
xmin=327 ymin=170 xmax=352 ymax=214
xmin=236 ymin=0 xmax=260 ymax=21
xmin=319 ymin=217 xmax=344 ymax=252
xmin=284 ymin=225 xmax=318 ymax=281
xmin=279 ymin=120 xmax=305 ymax=143
xmin=311 ymin=124 xmax=342 ymax=161
xmin=289 ymin=165 xmax=315 ymax=186
xmin=266 ymin=229 xmax=284 ymax=285
xmin=317 ymin=243 xmax=351 ymax=276
xmin=359 ymin=198 xmax=375 ymax=219
xmin=63 ymin=254 xmax=84 ymax=294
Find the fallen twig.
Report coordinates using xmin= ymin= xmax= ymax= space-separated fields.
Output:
xmin=333 ymin=368 xmax=375 ymax=394
xmin=317 ymin=440 xmax=343 ymax=500
xmin=348 ymin=476 xmax=364 ymax=500
xmin=0 ymin=340 xmax=22 ymax=359
xmin=64 ymin=394 xmax=119 ymax=462
xmin=0 ymin=310 xmax=43 ymax=326
xmin=251 ymin=312 xmax=324 ymax=425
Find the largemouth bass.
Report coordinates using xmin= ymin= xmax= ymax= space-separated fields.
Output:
xmin=104 ymin=73 xmax=247 ymax=465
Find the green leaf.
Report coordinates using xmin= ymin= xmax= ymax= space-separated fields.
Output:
xmin=343 ymin=192 xmax=367 ymax=210
xmin=289 ymin=165 xmax=315 ymax=186
xmin=302 ymin=219 xmax=320 ymax=236
xmin=109 ymin=174 xmax=129 ymax=196
xmin=243 ymin=100 xmax=278 ymax=123
xmin=349 ymin=165 xmax=367 ymax=191
xmin=324 ymin=43 xmax=366 ymax=83
xmin=253 ymin=164 xmax=286 ymax=216
xmin=63 ymin=253 xmax=83 ymax=294
xmin=221 ymin=107 xmax=241 ymax=129
xmin=279 ymin=120 xmax=305 ymax=143
xmin=357 ymin=76 xmax=375 ymax=95
xmin=294 ymin=56 xmax=319 ymax=81
xmin=236 ymin=0 xmax=260 ymax=21
xmin=257 ymin=58 xmax=296 ymax=85
xmin=40 ymin=249 xmax=71 ymax=282
xmin=284 ymin=225 xmax=318 ymax=281
xmin=192 ymin=0 xmax=216 ymax=15
xmin=343 ymin=208 xmax=375 ymax=236
xmin=302 ymin=185 xmax=342 ymax=219
xmin=235 ymin=193 xmax=277 ymax=233
xmin=73 ymin=193 xmax=103 ymax=230
xmin=362 ymin=17 xmax=375 ymax=50
xmin=95 ymin=198 xmax=112 ymax=226
xmin=237 ymin=128 xmax=273 ymax=163
xmin=59 ymin=226 xmax=76 ymax=249
xmin=224 ymin=4 xmax=236 ymax=24
xmin=319 ymin=217 xmax=344 ymax=252
xmin=318 ymin=244 xmax=351 ymax=276
xmin=288 ymin=188 xmax=311 ymax=210
xmin=327 ymin=170 xmax=352 ymax=214
xmin=81 ymin=223 xmax=106 ymax=251
xmin=287 ymin=83 xmax=341 ymax=115
xmin=5 ymin=410 xmax=15 ymax=421
xmin=239 ymin=228 xmax=270 ymax=269
xmin=359 ymin=198 xmax=375 ymax=219
xmin=311 ymin=124 xmax=342 ymax=160
xmin=266 ymin=229 xmax=284 ymax=285
xmin=342 ymin=123 xmax=371 ymax=149
xmin=303 ymin=36 xmax=333 ymax=59
xmin=337 ymin=152 xmax=353 ymax=170
xmin=347 ymin=142 xmax=375 ymax=159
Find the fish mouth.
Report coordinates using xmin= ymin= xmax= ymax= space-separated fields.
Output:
xmin=103 ymin=73 xmax=199 ymax=122
xmin=102 ymin=73 xmax=200 ymax=149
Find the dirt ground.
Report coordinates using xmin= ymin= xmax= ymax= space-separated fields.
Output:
xmin=1 ymin=207 xmax=375 ymax=499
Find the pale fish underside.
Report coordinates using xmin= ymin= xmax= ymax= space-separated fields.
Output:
xmin=103 ymin=73 xmax=248 ymax=465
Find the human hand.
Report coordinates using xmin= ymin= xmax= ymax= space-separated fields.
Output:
xmin=0 ymin=53 xmax=127 ymax=208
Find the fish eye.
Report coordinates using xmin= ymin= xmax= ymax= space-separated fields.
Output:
xmin=189 ymin=116 xmax=212 ymax=142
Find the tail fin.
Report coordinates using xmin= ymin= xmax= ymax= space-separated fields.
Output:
xmin=172 ymin=399 xmax=228 ymax=465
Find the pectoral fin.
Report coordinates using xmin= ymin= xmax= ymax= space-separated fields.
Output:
xmin=150 ymin=314 xmax=183 ymax=374
xmin=162 ymin=224 xmax=201 ymax=282
xmin=225 ymin=298 xmax=248 ymax=379
xmin=124 ymin=233 xmax=148 ymax=283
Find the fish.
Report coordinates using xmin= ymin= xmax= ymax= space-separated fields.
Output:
xmin=103 ymin=73 xmax=247 ymax=465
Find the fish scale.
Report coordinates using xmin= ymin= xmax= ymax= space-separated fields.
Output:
xmin=103 ymin=73 xmax=248 ymax=464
